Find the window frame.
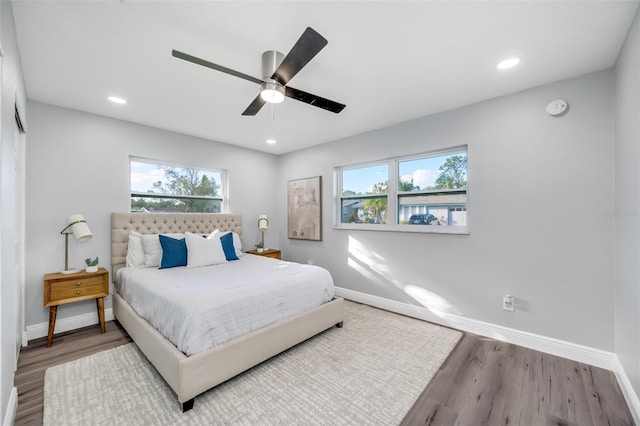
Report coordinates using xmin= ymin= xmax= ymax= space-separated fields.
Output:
xmin=334 ymin=146 xmax=469 ymax=235
xmin=129 ymin=156 xmax=228 ymax=213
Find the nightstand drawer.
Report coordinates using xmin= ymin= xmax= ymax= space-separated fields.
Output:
xmin=50 ymin=279 xmax=106 ymax=301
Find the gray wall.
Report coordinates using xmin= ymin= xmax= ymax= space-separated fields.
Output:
xmin=615 ymin=7 xmax=640 ymax=400
xmin=0 ymin=1 xmax=27 ymax=422
xmin=24 ymin=101 xmax=280 ymax=327
xmin=278 ymin=70 xmax=615 ymax=351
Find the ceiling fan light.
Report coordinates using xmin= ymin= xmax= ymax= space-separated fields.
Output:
xmin=260 ymin=82 xmax=285 ymax=104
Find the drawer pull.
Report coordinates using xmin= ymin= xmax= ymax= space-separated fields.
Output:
xmin=76 ymin=282 xmax=81 ymax=287
xmin=76 ymin=290 xmax=81 ymax=295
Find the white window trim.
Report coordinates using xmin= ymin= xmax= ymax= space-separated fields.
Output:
xmin=333 ymin=146 xmax=469 ymax=235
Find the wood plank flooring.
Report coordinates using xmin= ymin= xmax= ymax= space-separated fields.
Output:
xmin=14 ymin=321 xmax=634 ymax=425
xmin=402 ymin=334 xmax=635 ymax=426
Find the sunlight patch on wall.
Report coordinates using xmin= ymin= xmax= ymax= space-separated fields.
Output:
xmin=347 ymin=257 xmax=386 ymax=286
xmin=347 ymin=235 xmax=459 ymax=316
xmin=347 ymin=236 xmax=389 ymax=274
xmin=403 ymin=285 xmax=454 ymax=316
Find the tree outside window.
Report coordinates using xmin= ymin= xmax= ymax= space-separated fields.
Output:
xmin=130 ymin=158 xmax=225 ymax=213
xmin=340 ymin=164 xmax=388 ymax=224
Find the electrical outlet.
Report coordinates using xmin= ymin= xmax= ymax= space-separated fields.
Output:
xmin=503 ymin=295 xmax=515 ymax=312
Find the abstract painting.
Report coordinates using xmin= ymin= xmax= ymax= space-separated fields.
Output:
xmin=288 ymin=176 xmax=322 ymax=241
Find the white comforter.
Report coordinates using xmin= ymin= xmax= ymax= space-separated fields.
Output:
xmin=116 ymin=254 xmax=335 ymax=356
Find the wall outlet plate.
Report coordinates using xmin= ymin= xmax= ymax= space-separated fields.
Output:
xmin=503 ymin=295 xmax=515 ymax=312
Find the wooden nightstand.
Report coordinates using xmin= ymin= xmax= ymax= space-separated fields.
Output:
xmin=246 ymin=249 xmax=282 ymax=260
xmin=43 ymin=267 xmax=109 ymax=348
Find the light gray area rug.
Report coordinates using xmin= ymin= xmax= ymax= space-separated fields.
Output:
xmin=43 ymin=301 xmax=462 ymax=426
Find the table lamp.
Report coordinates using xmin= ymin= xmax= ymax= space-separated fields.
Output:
xmin=60 ymin=214 xmax=93 ymax=274
xmin=258 ymin=214 xmax=269 ymax=250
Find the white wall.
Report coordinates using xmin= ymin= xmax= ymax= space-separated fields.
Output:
xmin=615 ymin=7 xmax=640 ymax=403
xmin=24 ymin=101 xmax=279 ymax=327
xmin=278 ymin=70 xmax=615 ymax=351
xmin=0 ymin=1 xmax=27 ymax=424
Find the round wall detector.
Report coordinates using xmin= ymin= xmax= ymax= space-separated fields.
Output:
xmin=546 ymin=99 xmax=568 ymax=116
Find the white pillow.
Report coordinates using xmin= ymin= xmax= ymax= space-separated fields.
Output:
xmin=218 ymin=231 xmax=244 ymax=257
xmin=206 ymin=229 xmax=221 ymax=240
xmin=185 ymin=232 xmax=227 ymax=268
xmin=141 ymin=233 xmax=184 ymax=267
xmin=125 ymin=231 xmax=144 ymax=267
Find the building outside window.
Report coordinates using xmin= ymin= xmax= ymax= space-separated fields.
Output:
xmin=130 ymin=157 xmax=226 ymax=213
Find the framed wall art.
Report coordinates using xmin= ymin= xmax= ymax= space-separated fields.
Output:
xmin=288 ymin=176 xmax=322 ymax=241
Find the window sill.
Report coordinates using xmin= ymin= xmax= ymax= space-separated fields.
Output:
xmin=333 ymin=224 xmax=469 ymax=235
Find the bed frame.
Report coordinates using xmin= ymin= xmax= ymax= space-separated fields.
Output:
xmin=111 ymin=212 xmax=344 ymax=412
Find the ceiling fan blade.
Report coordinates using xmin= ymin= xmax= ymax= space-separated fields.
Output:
xmin=271 ymin=27 xmax=328 ymax=86
xmin=285 ymin=86 xmax=346 ymax=114
xmin=172 ymin=49 xmax=263 ymax=85
xmin=241 ymin=94 xmax=267 ymax=116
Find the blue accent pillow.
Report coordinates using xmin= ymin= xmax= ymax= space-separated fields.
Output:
xmin=220 ymin=232 xmax=239 ymax=261
xmin=159 ymin=235 xmax=187 ymax=269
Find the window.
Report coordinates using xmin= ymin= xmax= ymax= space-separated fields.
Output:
xmin=336 ymin=146 xmax=467 ymax=233
xmin=397 ymin=150 xmax=467 ymax=227
xmin=339 ymin=163 xmax=389 ymax=224
xmin=130 ymin=157 xmax=225 ymax=213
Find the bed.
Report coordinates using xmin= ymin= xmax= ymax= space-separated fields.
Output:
xmin=110 ymin=212 xmax=345 ymax=411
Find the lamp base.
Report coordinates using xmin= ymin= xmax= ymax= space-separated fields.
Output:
xmin=60 ymin=268 xmax=82 ymax=275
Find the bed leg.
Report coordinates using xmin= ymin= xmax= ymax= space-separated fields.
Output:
xmin=181 ymin=398 xmax=195 ymax=412
xmin=336 ymin=321 xmax=344 ymax=328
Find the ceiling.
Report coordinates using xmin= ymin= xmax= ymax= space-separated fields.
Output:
xmin=11 ymin=1 xmax=639 ymax=155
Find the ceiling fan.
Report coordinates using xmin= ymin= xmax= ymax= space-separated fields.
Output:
xmin=172 ymin=27 xmax=346 ymax=116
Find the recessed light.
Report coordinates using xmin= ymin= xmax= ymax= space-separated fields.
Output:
xmin=497 ymin=57 xmax=520 ymax=70
xmin=266 ymin=139 xmax=277 ymax=145
xmin=108 ymin=96 xmax=127 ymax=104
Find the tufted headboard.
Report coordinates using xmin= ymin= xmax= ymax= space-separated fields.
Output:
xmin=111 ymin=212 xmax=242 ymax=279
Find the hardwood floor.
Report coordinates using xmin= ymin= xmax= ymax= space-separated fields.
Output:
xmin=14 ymin=321 xmax=634 ymax=425
xmin=402 ymin=334 xmax=635 ymax=426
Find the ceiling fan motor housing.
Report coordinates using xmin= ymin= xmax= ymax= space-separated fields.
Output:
xmin=262 ymin=50 xmax=284 ymax=79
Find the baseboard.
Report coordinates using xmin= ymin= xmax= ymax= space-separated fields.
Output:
xmin=24 ymin=308 xmax=114 ymax=344
xmin=613 ymin=356 xmax=640 ymax=425
xmin=2 ymin=387 xmax=17 ymax=426
xmin=335 ymin=287 xmax=616 ymax=369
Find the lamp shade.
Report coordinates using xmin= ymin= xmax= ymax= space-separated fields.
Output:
xmin=258 ymin=214 xmax=269 ymax=231
xmin=67 ymin=214 xmax=93 ymax=241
